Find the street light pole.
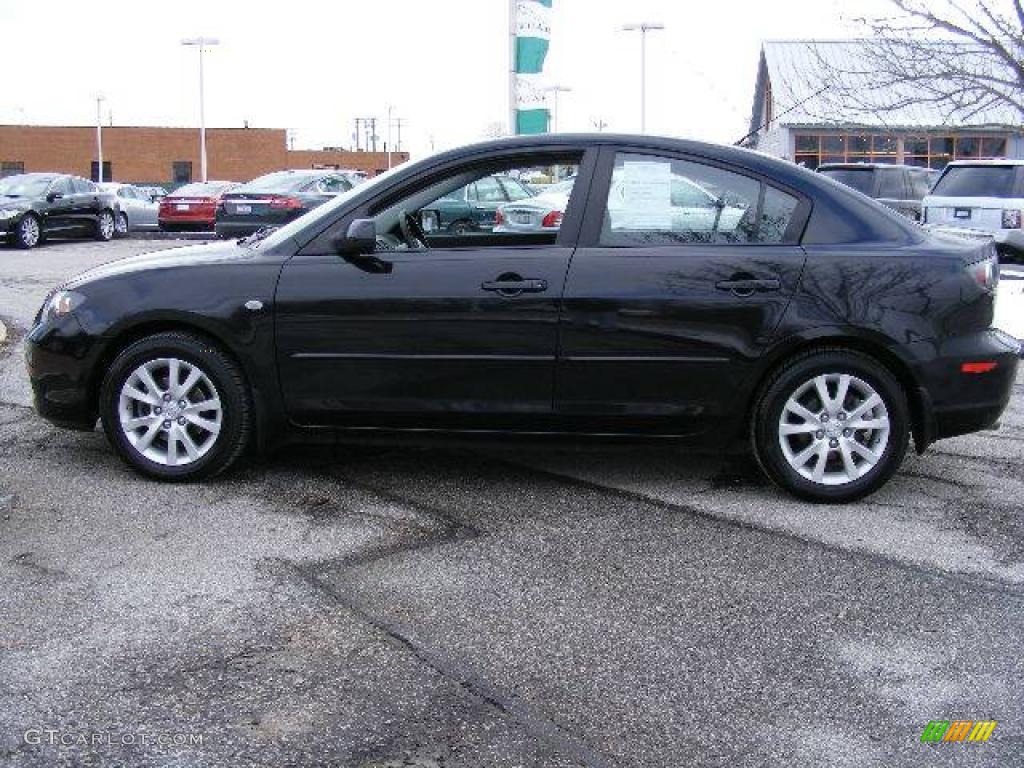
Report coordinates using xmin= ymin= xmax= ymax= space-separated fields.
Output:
xmin=622 ymin=22 xmax=664 ymax=134
xmin=95 ymin=95 xmax=106 ymax=183
xmin=387 ymin=105 xmax=393 ymax=170
xmin=181 ymin=37 xmax=220 ymax=182
xmin=543 ymin=85 xmax=572 ymax=133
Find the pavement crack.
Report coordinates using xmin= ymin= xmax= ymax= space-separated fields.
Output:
xmin=491 ymin=457 xmax=1024 ymax=599
xmin=280 ymin=558 xmax=612 ymax=768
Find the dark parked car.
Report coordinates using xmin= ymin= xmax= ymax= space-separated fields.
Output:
xmin=215 ymin=170 xmax=356 ymax=239
xmin=817 ymin=163 xmax=937 ymax=221
xmin=26 ymin=135 xmax=1019 ymax=502
xmin=158 ymin=181 xmax=237 ymax=232
xmin=420 ymin=174 xmax=534 ymax=233
xmin=0 ymin=173 xmax=120 ymax=248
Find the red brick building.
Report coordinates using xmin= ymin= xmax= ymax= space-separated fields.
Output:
xmin=0 ymin=125 xmax=409 ymax=186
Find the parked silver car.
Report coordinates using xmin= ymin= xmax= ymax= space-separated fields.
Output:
xmin=97 ymin=183 xmax=160 ymax=234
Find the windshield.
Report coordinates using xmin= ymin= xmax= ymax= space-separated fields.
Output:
xmin=237 ymin=173 xmax=318 ymax=193
xmin=931 ymin=165 xmax=1018 ymax=198
xmin=257 ymin=164 xmax=411 ymax=250
xmin=172 ymin=182 xmax=233 ymax=197
xmin=819 ymin=168 xmax=874 ymax=195
xmin=0 ymin=174 xmax=54 ymax=197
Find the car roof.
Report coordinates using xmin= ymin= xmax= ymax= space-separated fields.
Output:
xmin=817 ymin=163 xmax=925 ymax=170
xmin=944 ymin=159 xmax=1024 ymax=167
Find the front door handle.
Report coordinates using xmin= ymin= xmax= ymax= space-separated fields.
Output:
xmin=481 ymin=276 xmax=548 ymax=296
xmin=715 ymin=277 xmax=781 ymax=297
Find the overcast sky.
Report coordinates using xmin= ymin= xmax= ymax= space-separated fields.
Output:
xmin=0 ymin=0 xmax=893 ymax=157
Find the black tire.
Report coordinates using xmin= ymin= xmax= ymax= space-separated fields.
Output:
xmin=14 ymin=214 xmax=42 ymax=249
xmin=94 ymin=209 xmax=116 ymax=241
xmin=99 ymin=332 xmax=251 ymax=481
xmin=115 ymin=212 xmax=129 ymax=238
xmin=751 ymin=348 xmax=910 ymax=503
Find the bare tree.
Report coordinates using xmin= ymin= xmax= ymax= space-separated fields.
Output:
xmin=802 ymin=1 xmax=1024 ymax=126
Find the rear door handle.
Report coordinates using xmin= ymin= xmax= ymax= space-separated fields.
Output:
xmin=481 ymin=278 xmax=548 ymax=295
xmin=715 ymin=278 xmax=781 ymax=296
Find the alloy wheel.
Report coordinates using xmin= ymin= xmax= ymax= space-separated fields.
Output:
xmin=116 ymin=213 xmax=129 ymax=235
xmin=117 ymin=357 xmax=223 ymax=467
xmin=777 ymin=373 xmax=890 ymax=486
xmin=98 ymin=211 xmax=115 ymax=240
xmin=19 ymin=216 xmax=40 ymax=247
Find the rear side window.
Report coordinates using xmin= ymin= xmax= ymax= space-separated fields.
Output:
xmin=877 ymin=170 xmax=906 ymax=200
xmin=908 ymin=169 xmax=933 ymax=199
xmin=819 ymin=168 xmax=874 ymax=195
xmin=599 ymin=153 xmax=799 ymax=246
xmin=932 ymin=165 xmax=1017 ymax=198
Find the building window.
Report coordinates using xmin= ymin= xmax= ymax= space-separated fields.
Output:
xmin=90 ymin=161 xmax=112 ymax=182
xmin=1 ymin=161 xmax=24 ymax=177
xmin=172 ymin=161 xmax=193 ymax=184
xmin=794 ymin=132 xmax=1009 ymax=171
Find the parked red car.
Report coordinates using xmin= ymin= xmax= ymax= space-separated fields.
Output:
xmin=158 ymin=181 xmax=237 ymax=232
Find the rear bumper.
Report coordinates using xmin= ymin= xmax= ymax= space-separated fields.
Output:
xmin=908 ymin=329 xmax=1020 ymax=443
xmin=215 ymin=211 xmax=305 ymax=238
xmin=924 ymin=223 xmax=1024 ymax=254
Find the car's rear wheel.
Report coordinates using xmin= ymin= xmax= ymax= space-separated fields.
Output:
xmin=14 ymin=214 xmax=41 ymax=249
xmin=751 ymin=349 xmax=910 ymax=503
xmin=94 ymin=210 xmax=116 ymax=241
xmin=99 ymin=332 xmax=251 ymax=481
xmin=115 ymin=212 xmax=129 ymax=237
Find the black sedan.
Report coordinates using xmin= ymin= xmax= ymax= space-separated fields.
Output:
xmin=1 ymin=173 xmax=120 ymax=248
xmin=214 ymin=170 xmax=355 ymax=239
xmin=26 ymin=135 xmax=1020 ymax=502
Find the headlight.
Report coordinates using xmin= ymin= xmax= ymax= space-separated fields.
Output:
xmin=42 ymin=290 xmax=85 ymax=322
xmin=0 ymin=209 xmax=20 ymax=220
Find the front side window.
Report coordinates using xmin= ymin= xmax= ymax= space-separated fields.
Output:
xmin=600 ymin=153 xmax=798 ymax=246
xmin=49 ymin=177 xmax=73 ymax=195
xmin=369 ymin=155 xmax=582 ymax=250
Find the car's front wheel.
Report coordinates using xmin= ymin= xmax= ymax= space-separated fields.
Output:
xmin=99 ymin=332 xmax=251 ymax=481
xmin=14 ymin=214 xmax=41 ymax=249
xmin=751 ymin=349 xmax=910 ymax=503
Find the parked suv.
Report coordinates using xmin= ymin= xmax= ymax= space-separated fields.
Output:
xmin=818 ymin=163 xmax=937 ymax=221
xmin=922 ymin=160 xmax=1024 ymax=263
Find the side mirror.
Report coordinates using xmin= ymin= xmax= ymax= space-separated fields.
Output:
xmin=333 ymin=218 xmax=376 ymax=256
xmin=47 ymin=192 xmax=63 ymax=202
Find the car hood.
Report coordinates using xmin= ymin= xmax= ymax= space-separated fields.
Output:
xmin=64 ymin=240 xmax=262 ymax=290
xmin=0 ymin=198 xmax=32 ymax=212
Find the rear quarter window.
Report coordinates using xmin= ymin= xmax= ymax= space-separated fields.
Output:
xmin=931 ymin=165 xmax=1018 ymax=198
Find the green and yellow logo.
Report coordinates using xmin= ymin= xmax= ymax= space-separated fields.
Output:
xmin=920 ymin=720 xmax=997 ymax=743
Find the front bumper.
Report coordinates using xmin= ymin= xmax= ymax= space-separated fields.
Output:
xmin=25 ymin=313 xmax=104 ymax=430
xmin=908 ymin=329 xmax=1020 ymax=443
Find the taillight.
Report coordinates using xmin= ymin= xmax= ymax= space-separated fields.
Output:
xmin=1002 ymin=209 xmax=1022 ymax=229
xmin=495 ymin=209 xmax=505 ymax=226
xmin=967 ymin=257 xmax=997 ymax=291
xmin=269 ymin=196 xmax=304 ymax=210
xmin=961 ymin=361 xmax=998 ymax=374
xmin=541 ymin=210 xmax=563 ymax=228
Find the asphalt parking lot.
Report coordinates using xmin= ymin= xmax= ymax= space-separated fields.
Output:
xmin=0 ymin=239 xmax=1022 ymax=767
